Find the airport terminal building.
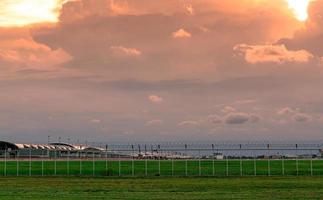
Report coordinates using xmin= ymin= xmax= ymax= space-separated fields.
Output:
xmin=0 ymin=141 xmax=106 ymax=158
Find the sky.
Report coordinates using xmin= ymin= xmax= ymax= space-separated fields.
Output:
xmin=0 ymin=0 xmax=323 ymax=143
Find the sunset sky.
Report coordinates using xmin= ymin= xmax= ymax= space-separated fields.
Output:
xmin=0 ymin=0 xmax=323 ymax=143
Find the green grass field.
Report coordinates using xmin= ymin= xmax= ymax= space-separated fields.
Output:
xmin=0 ymin=176 xmax=322 ymax=199
xmin=1 ymin=159 xmax=323 ymax=177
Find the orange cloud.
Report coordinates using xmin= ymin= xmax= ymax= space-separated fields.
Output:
xmin=184 ymin=4 xmax=194 ymax=15
xmin=234 ymin=44 xmax=313 ymax=64
xmin=172 ymin=29 xmax=191 ymax=39
xmin=0 ymin=38 xmax=72 ymax=70
xmin=148 ymin=95 xmax=163 ymax=103
xmin=110 ymin=46 xmax=142 ymax=57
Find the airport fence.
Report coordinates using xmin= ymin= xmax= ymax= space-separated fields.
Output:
xmin=0 ymin=143 xmax=322 ymax=177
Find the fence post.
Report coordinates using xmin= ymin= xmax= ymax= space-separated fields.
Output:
xmin=268 ymin=144 xmax=271 ymax=176
xmin=79 ymin=151 xmax=82 ymax=176
xmin=67 ymin=150 xmax=70 ymax=176
xmin=29 ymin=148 xmax=31 ymax=176
xmin=254 ymin=150 xmax=257 ymax=176
xmin=106 ymin=145 xmax=108 ymax=176
xmin=185 ymin=144 xmax=188 ymax=176
xmin=171 ymin=154 xmax=174 ymax=177
xmin=295 ymin=144 xmax=299 ymax=176
xmin=240 ymin=144 xmax=242 ymax=176
xmin=145 ymin=145 xmax=148 ymax=176
xmin=310 ymin=150 xmax=313 ymax=176
xmin=132 ymin=145 xmax=134 ymax=176
xmin=282 ymin=153 xmax=285 ymax=176
xmin=42 ymin=150 xmax=44 ymax=176
xmin=4 ymin=149 xmax=7 ymax=176
xmin=226 ymin=152 xmax=229 ymax=176
xmin=118 ymin=153 xmax=121 ymax=176
xmin=158 ymin=145 xmax=161 ymax=176
xmin=54 ymin=150 xmax=57 ymax=176
xmin=199 ymin=149 xmax=201 ymax=176
xmin=92 ymin=151 xmax=95 ymax=176
xmin=212 ymin=144 xmax=215 ymax=176
xmin=16 ymin=150 xmax=19 ymax=176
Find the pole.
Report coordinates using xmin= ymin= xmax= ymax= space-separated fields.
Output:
xmin=16 ymin=150 xmax=19 ymax=176
xmin=282 ymin=151 xmax=285 ymax=176
xmin=54 ymin=150 xmax=57 ymax=176
xmin=226 ymin=152 xmax=229 ymax=176
xmin=310 ymin=150 xmax=313 ymax=176
xmin=158 ymin=145 xmax=161 ymax=176
xmin=79 ymin=150 xmax=82 ymax=176
xmin=29 ymin=148 xmax=31 ymax=176
xmin=296 ymin=144 xmax=299 ymax=176
xmin=132 ymin=145 xmax=134 ymax=176
xmin=145 ymin=145 xmax=147 ymax=176
xmin=145 ymin=157 xmax=148 ymax=176
xmin=240 ymin=144 xmax=242 ymax=176
xmin=268 ymin=144 xmax=271 ymax=176
xmin=185 ymin=144 xmax=188 ymax=176
xmin=212 ymin=144 xmax=215 ymax=176
xmin=171 ymin=154 xmax=174 ymax=177
xmin=254 ymin=150 xmax=257 ymax=176
xmin=118 ymin=153 xmax=121 ymax=176
xmin=93 ymin=151 xmax=95 ymax=176
xmin=199 ymin=149 xmax=201 ymax=176
xmin=67 ymin=150 xmax=70 ymax=176
xmin=42 ymin=150 xmax=44 ymax=176
xmin=4 ymin=149 xmax=7 ymax=176
xmin=106 ymin=145 xmax=108 ymax=176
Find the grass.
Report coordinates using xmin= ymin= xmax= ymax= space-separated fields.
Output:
xmin=0 ymin=176 xmax=322 ymax=199
xmin=0 ymin=159 xmax=323 ymax=177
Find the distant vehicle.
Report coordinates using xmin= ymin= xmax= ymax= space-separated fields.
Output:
xmin=214 ymin=153 xmax=224 ymax=160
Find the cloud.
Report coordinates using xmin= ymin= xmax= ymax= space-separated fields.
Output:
xmin=110 ymin=46 xmax=142 ymax=57
xmin=234 ymin=99 xmax=257 ymax=105
xmin=178 ymin=120 xmax=201 ymax=126
xmin=0 ymin=38 xmax=72 ymax=70
xmin=207 ymin=114 xmax=222 ymax=124
xmin=277 ymin=107 xmax=294 ymax=115
xmin=30 ymin=0 xmax=305 ymax=81
xmin=292 ymin=113 xmax=312 ymax=122
xmin=172 ymin=28 xmax=191 ymax=39
xmin=221 ymin=106 xmax=236 ymax=113
xmin=220 ymin=107 xmax=260 ymax=124
xmin=249 ymin=113 xmax=261 ymax=123
xmin=90 ymin=119 xmax=101 ymax=123
xmin=279 ymin=0 xmax=323 ymax=57
xmin=234 ymin=44 xmax=313 ymax=64
xmin=146 ymin=119 xmax=163 ymax=126
xmin=184 ymin=4 xmax=194 ymax=15
xmin=148 ymin=95 xmax=163 ymax=103
xmin=224 ymin=112 xmax=260 ymax=125
xmin=0 ymin=0 xmax=64 ymax=27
